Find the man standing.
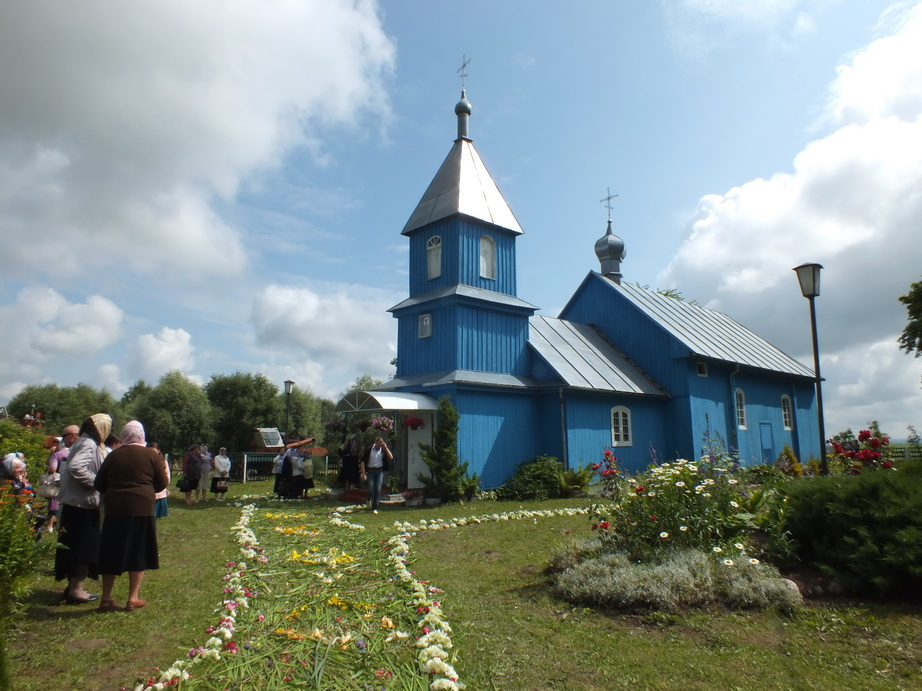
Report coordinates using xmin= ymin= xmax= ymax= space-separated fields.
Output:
xmin=46 ymin=424 xmax=80 ymax=530
xmin=360 ymin=437 xmax=392 ymax=515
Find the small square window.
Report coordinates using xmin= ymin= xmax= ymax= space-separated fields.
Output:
xmin=696 ymin=362 xmax=708 ymax=377
xmin=418 ymin=313 xmax=432 ymax=338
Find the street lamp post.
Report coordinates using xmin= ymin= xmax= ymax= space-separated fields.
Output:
xmin=793 ymin=263 xmax=827 ymax=475
xmin=284 ymin=380 xmax=295 ymax=443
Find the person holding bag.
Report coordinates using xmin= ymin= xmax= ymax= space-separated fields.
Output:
xmin=55 ymin=413 xmax=112 ymax=604
xmin=211 ymin=447 xmax=231 ymax=501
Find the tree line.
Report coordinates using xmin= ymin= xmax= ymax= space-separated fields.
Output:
xmin=1 ymin=371 xmax=371 ymax=458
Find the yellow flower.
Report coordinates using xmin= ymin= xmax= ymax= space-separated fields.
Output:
xmin=381 ymin=616 xmax=395 ymax=629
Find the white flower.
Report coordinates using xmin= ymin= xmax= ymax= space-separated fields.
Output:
xmin=679 ymin=525 xmax=688 ymax=532
xmin=659 ymin=532 xmax=669 ymax=539
xmin=748 ymin=558 xmax=760 ymax=565
xmin=675 ymin=481 xmax=686 ymax=487
xmin=734 ymin=543 xmax=745 ymax=550
xmin=730 ymin=501 xmax=739 ymax=508
xmin=712 ymin=546 xmax=723 ymax=553
xmin=723 ymin=559 xmax=734 ymax=566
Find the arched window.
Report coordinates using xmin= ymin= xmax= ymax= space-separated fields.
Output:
xmin=479 ymin=235 xmax=496 ymax=280
xmin=781 ymin=395 xmax=794 ymax=430
xmin=611 ymin=406 xmax=632 ymax=447
xmin=735 ymin=388 xmax=747 ymax=429
xmin=427 ymin=236 xmax=442 ymax=280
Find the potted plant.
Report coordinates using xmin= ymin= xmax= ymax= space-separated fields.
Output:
xmin=403 ymin=417 xmax=425 ymax=431
xmin=403 ymin=489 xmax=423 ymax=507
xmin=386 ymin=473 xmax=403 ymax=502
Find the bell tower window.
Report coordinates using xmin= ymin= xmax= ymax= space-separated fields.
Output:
xmin=480 ymin=235 xmax=496 ymax=280
xmin=427 ymin=236 xmax=442 ymax=280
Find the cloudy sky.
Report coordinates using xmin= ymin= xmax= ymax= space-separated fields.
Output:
xmin=1 ymin=0 xmax=920 ymax=439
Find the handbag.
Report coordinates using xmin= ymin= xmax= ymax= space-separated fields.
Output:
xmin=215 ymin=478 xmax=229 ymax=491
xmin=37 ymin=472 xmax=60 ymax=499
xmin=176 ymin=476 xmax=192 ymax=492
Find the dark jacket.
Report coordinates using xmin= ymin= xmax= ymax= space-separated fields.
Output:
xmin=94 ymin=445 xmax=169 ymax=517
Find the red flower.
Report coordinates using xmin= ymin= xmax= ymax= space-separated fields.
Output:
xmin=868 ymin=437 xmax=881 ymax=449
xmin=599 ymin=521 xmax=610 ymax=530
xmin=858 ymin=430 xmax=872 ymax=442
xmin=604 ymin=450 xmax=614 ymax=459
xmin=634 ymin=485 xmax=646 ymax=494
xmin=882 ymin=461 xmax=893 ymax=469
xmin=649 ymin=516 xmax=657 ymax=521
xmin=591 ymin=463 xmax=602 ymax=470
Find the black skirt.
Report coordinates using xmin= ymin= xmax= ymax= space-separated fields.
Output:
xmin=98 ymin=515 xmax=159 ymax=575
xmin=55 ymin=504 xmax=101 ymax=581
xmin=338 ymin=455 xmax=361 ymax=485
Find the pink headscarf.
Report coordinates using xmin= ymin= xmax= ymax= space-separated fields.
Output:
xmin=121 ymin=420 xmax=146 ymax=447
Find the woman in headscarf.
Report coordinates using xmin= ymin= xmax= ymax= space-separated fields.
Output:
xmin=94 ymin=420 xmax=169 ymax=612
xmin=55 ymin=413 xmax=112 ymax=604
xmin=1 ymin=452 xmax=32 ymax=495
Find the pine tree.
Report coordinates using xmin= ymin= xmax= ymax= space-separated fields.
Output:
xmin=417 ymin=396 xmax=468 ymax=502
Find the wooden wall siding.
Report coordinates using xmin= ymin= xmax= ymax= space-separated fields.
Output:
xmin=395 ymin=305 xmax=459 ymax=376
xmin=454 ymin=389 xmax=543 ymax=487
xmin=563 ymin=393 xmax=668 ymax=474
xmin=407 ymin=218 xmax=518 ymax=297
xmin=561 ymin=276 xmax=685 ymax=391
xmin=457 ymin=305 xmax=530 ymax=374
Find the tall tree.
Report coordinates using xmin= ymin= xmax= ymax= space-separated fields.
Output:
xmin=205 ymin=372 xmax=280 ymax=452
xmin=898 ymin=277 xmax=922 ymax=358
xmin=6 ymin=383 xmax=120 ymax=432
xmin=133 ymin=371 xmax=213 ymax=457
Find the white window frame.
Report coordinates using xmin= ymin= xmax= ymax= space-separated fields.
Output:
xmin=479 ymin=235 xmax=496 ymax=280
xmin=781 ymin=395 xmax=794 ymax=430
xmin=735 ymin=388 xmax=747 ymax=429
xmin=427 ymin=236 xmax=441 ymax=280
xmin=611 ymin=406 xmax=632 ymax=447
xmin=418 ymin=313 xmax=432 ymax=339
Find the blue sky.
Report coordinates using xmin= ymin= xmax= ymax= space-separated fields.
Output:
xmin=1 ymin=0 xmax=921 ymax=440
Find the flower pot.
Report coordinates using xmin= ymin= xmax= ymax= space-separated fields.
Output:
xmin=405 ymin=497 xmax=423 ymax=507
xmin=424 ymin=497 xmax=441 ymax=506
xmin=387 ymin=494 xmax=405 ymax=502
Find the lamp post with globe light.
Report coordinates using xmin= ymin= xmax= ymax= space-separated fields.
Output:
xmin=793 ymin=263 xmax=828 ymax=475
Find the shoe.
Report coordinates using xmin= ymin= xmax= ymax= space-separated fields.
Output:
xmin=373 ymin=510 xmax=379 ymax=515
xmin=98 ymin=599 xmax=120 ymax=613
xmin=66 ymin=592 xmax=99 ymax=604
xmin=125 ymin=598 xmax=147 ymax=611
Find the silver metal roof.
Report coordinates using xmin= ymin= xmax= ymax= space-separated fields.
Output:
xmin=601 ymin=277 xmax=815 ymax=378
xmin=529 ymin=316 xmax=668 ymax=395
xmin=334 ymin=391 xmax=439 ymax=413
xmin=380 ymin=369 xmax=542 ymax=390
xmin=389 ymin=284 xmax=537 ymax=313
xmin=402 ymin=138 xmax=523 ymax=235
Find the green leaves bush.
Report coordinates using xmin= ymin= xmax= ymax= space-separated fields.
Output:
xmin=496 ymin=455 xmax=565 ymax=501
xmin=781 ymin=465 xmax=922 ymax=597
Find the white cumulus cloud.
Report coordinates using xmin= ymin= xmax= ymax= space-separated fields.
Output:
xmin=659 ymin=2 xmax=922 ymax=436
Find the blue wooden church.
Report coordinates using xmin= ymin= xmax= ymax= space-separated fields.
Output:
xmin=337 ymin=90 xmax=820 ymax=488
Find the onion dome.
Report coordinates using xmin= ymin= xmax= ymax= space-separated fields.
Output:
xmin=595 ymin=220 xmax=626 ymax=283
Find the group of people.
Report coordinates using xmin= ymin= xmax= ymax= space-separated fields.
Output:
xmin=273 ymin=436 xmax=317 ymax=500
xmin=50 ymin=415 xmax=169 ymax=611
xmin=180 ymin=444 xmax=231 ymax=504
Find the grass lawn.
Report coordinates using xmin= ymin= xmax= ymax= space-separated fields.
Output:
xmin=7 ymin=486 xmax=922 ymax=690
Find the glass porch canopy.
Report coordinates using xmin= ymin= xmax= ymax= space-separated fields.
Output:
xmin=334 ymin=391 xmax=439 ymax=413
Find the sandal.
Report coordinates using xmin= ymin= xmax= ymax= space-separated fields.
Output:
xmin=98 ymin=599 xmax=120 ymax=613
xmin=125 ymin=598 xmax=147 ymax=611
xmin=65 ymin=592 xmax=99 ymax=604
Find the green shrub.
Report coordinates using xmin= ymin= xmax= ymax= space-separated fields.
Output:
xmin=781 ymin=470 xmax=922 ymax=598
xmin=558 ymin=464 xmax=593 ymax=498
xmin=496 ymin=455 xmax=565 ymax=501
xmin=417 ymin=397 xmax=468 ymax=503
xmin=552 ymin=548 xmax=800 ymax=613
xmin=591 ymin=458 xmax=754 ymax=562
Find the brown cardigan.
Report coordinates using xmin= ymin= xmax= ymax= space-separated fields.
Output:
xmin=94 ymin=444 xmax=170 ymax=517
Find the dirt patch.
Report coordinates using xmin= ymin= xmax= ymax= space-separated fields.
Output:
xmin=68 ymin=638 xmax=109 ymax=649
